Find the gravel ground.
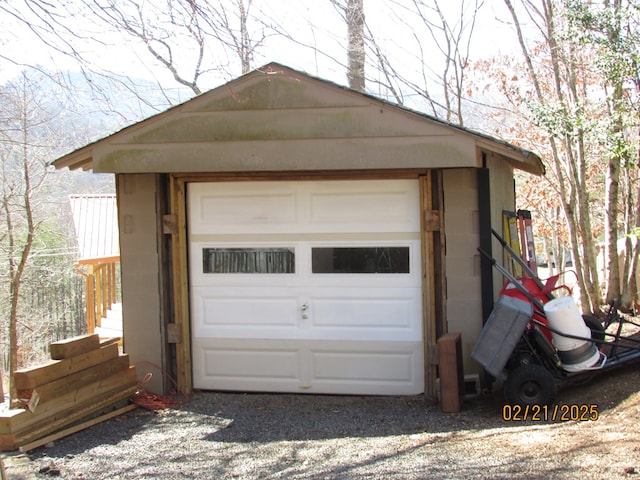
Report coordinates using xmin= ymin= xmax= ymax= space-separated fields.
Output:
xmin=3 ymin=365 xmax=640 ymax=480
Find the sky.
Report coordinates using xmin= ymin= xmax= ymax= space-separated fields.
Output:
xmin=0 ymin=0 xmax=535 ymax=128
xmin=0 ymin=1 xmax=525 ymax=81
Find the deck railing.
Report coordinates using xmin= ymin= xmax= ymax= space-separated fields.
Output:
xmin=75 ymin=255 xmax=121 ymax=334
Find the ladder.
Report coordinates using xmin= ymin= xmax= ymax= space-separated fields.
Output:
xmin=502 ymin=209 xmax=537 ymax=276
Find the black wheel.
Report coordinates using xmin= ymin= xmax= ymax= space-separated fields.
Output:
xmin=504 ymin=364 xmax=557 ymax=406
xmin=582 ymin=315 xmax=605 ymax=343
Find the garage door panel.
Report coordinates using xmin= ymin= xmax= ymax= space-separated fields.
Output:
xmin=189 ymin=180 xmax=419 ymax=235
xmin=192 ymin=338 xmax=423 ymax=394
xmin=312 ymin=348 xmax=420 ymax=382
xmin=193 ymin=338 xmax=303 ymax=391
xmin=311 ymin=295 xmax=418 ymax=329
xmin=308 ymin=340 xmax=424 ymax=395
xmin=190 ymin=183 xmax=298 ymax=235
xmin=310 ymin=191 xmax=417 ymax=229
xmin=191 ymin=287 xmax=299 ymax=337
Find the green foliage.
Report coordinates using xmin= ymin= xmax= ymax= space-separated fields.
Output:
xmin=527 ymin=100 xmax=595 ymax=139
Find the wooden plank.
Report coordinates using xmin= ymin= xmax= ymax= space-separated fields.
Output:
xmin=49 ymin=334 xmax=100 ymax=360
xmin=423 ymin=210 xmax=441 ymax=231
xmin=18 ymin=355 xmax=131 ymax=406
xmin=171 ymin=169 xmax=425 ymax=184
xmin=0 ymin=410 xmax=25 ymax=436
xmin=438 ymin=333 xmax=464 ymax=413
xmin=170 ymin=175 xmax=192 ymax=395
xmin=14 ymin=343 xmax=119 ymax=390
xmin=10 ymin=384 xmax=139 ymax=451
xmin=76 ymin=255 xmax=120 ymax=266
xmin=8 ymin=366 xmax=138 ymax=436
xmin=19 ymin=404 xmax=137 ymax=453
xmin=0 ymin=432 xmax=17 ymax=451
xmin=99 ymin=337 xmax=122 ymax=348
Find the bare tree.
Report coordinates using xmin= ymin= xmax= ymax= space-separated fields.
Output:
xmin=81 ymin=0 xmax=270 ymax=95
xmin=331 ymin=0 xmax=366 ymax=91
xmin=364 ymin=0 xmax=484 ymax=124
xmin=0 ymin=73 xmax=51 ymax=404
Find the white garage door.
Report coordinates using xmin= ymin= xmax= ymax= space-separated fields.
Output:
xmin=188 ymin=179 xmax=424 ymax=395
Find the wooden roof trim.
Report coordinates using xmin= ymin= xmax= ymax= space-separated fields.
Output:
xmin=475 ymin=138 xmax=545 ymax=175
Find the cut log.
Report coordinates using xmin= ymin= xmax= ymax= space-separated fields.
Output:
xmin=14 ymin=343 xmax=119 ymax=390
xmin=49 ymin=334 xmax=100 ymax=360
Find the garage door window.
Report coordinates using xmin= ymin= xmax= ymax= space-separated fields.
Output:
xmin=311 ymin=247 xmax=410 ymax=274
xmin=202 ymin=247 xmax=295 ymax=274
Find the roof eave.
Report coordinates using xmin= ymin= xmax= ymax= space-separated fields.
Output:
xmin=475 ymin=138 xmax=545 ymax=176
xmin=51 ymin=146 xmax=94 ymax=171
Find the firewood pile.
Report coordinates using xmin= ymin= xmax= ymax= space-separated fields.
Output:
xmin=0 ymin=334 xmax=138 ymax=451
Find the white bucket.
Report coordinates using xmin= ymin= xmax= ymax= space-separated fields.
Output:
xmin=543 ymin=296 xmax=600 ymax=372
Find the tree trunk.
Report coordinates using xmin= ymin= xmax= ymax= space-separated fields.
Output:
xmin=346 ymin=0 xmax=365 ymax=91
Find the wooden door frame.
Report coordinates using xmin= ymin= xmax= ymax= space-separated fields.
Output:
xmin=168 ymin=170 xmax=445 ymax=396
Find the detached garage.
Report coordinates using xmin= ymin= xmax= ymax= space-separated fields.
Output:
xmin=53 ymin=63 xmax=544 ymax=397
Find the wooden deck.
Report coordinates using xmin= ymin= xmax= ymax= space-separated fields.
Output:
xmin=75 ymin=256 xmax=121 ymax=337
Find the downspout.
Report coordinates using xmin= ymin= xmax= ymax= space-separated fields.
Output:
xmin=478 ymin=156 xmax=494 ymax=322
xmin=478 ymin=153 xmax=495 ymax=390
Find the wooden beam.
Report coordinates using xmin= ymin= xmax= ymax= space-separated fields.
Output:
xmin=14 ymin=343 xmax=119 ymax=390
xmin=19 ymin=355 xmax=131 ymax=406
xmin=49 ymin=334 xmax=101 ymax=361
xmin=170 ymin=175 xmax=192 ymax=394
xmin=419 ymin=172 xmax=437 ymax=399
xmin=7 ymin=367 xmax=137 ymax=437
xmin=437 ymin=332 xmax=464 ymax=413
xmin=7 ymin=383 xmax=138 ymax=451
xmin=76 ymin=255 xmax=121 ymax=265
xmin=170 ymin=169 xmax=426 ymax=183
xmin=19 ymin=404 xmax=137 ymax=453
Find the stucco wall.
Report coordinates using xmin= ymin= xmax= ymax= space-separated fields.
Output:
xmin=117 ymin=173 xmax=165 ymax=393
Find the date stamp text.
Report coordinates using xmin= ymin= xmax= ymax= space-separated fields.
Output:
xmin=502 ymin=404 xmax=599 ymax=422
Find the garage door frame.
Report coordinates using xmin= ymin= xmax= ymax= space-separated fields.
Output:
xmin=168 ymin=169 xmax=444 ymax=397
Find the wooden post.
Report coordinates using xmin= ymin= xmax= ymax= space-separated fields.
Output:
xmin=95 ymin=265 xmax=103 ymax=326
xmin=86 ymin=265 xmax=95 ymax=334
xmin=109 ymin=262 xmax=117 ymax=305
xmin=438 ymin=332 xmax=464 ymax=413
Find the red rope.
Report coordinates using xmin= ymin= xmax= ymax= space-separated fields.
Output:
xmin=130 ymin=361 xmax=189 ymax=410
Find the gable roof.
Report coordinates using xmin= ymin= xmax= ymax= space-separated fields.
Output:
xmin=52 ymin=62 xmax=544 ymax=175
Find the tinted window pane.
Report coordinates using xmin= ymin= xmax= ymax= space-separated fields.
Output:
xmin=203 ymin=248 xmax=295 ymax=274
xmin=312 ymin=247 xmax=410 ymax=274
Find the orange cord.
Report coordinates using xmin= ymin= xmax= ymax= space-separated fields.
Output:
xmin=130 ymin=361 xmax=189 ymax=410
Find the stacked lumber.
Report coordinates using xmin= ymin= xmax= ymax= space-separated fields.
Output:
xmin=0 ymin=334 xmax=138 ymax=451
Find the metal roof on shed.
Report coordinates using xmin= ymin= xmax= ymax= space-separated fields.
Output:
xmin=70 ymin=194 xmax=119 ymax=260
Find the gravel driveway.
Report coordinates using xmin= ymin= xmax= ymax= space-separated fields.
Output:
xmin=3 ymin=365 xmax=640 ymax=480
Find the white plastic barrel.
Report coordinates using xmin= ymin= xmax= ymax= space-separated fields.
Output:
xmin=543 ymin=296 xmax=600 ymax=372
